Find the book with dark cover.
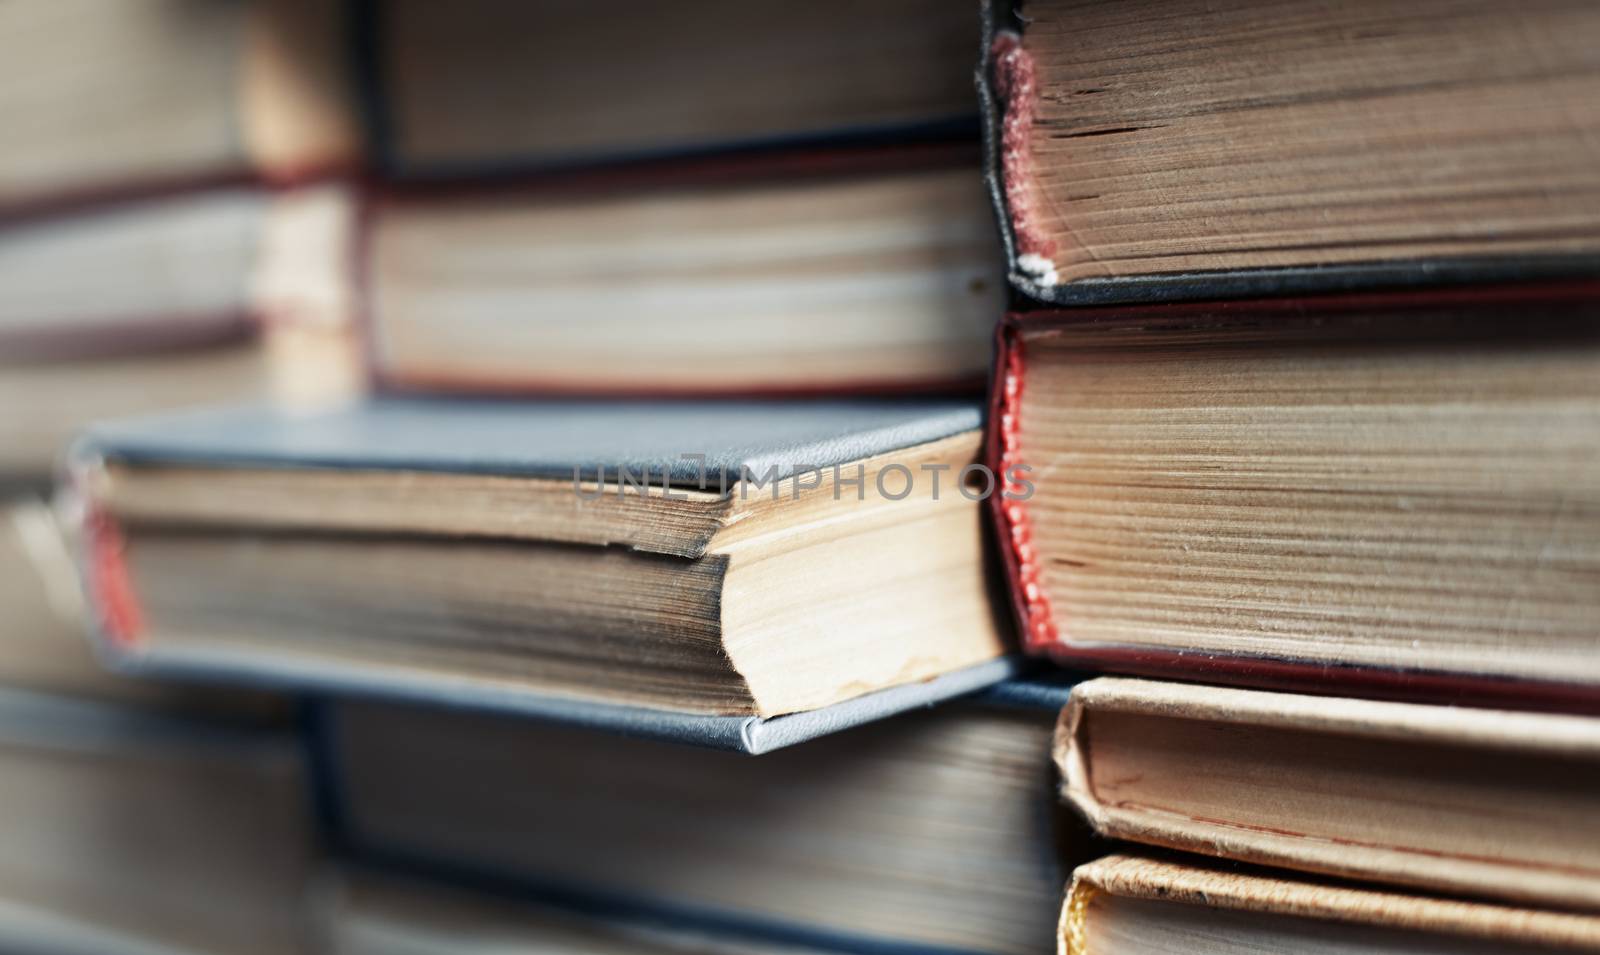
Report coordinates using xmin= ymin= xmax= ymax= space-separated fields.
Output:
xmin=354 ymin=0 xmax=981 ymax=180
xmin=978 ymin=0 xmax=1600 ymax=305
xmin=0 ymin=687 xmax=311 ymax=955
xmin=319 ymin=678 xmax=1076 ymax=955
xmin=71 ymin=398 xmax=1017 ymax=745
xmin=987 ymin=283 xmax=1600 ymax=710
xmin=316 ymin=865 xmax=848 ymax=955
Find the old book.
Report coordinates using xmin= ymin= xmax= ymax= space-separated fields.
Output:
xmin=980 ymin=0 xmax=1600 ymax=302
xmin=0 ymin=183 xmax=362 ymax=480
xmin=71 ymin=399 xmax=1014 ymax=743
xmin=367 ymin=153 xmax=1004 ymax=395
xmin=0 ymin=687 xmax=312 ymax=955
xmin=991 ymin=284 xmax=1600 ymax=706
xmin=359 ymin=0 xmax=979 ymax=176
xmin=0 ymin=494 xmax=287 ymax=722
xmin=322 ymin=680 xmax=1074 ymax=955
xmin=0 ymin=495 xmax=121 ymax=702
xmin=0 ymin=0 xmax=357 ymax=211
xmin=1062 ymin=855 xmax=1600 ymax=955
xmin=1058 ymin=679 xmax=1600 ymax=911
xmin=315 ymin=867 xmax=842 ymax=955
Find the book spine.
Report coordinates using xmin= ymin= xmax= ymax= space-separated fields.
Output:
xmin=79 ymin=503 xmax=143 ymax=654
xmin=988 ymin=30 xmax=1054 ymax=289
xmin=987 ymin=317 xmax=1055 ymax=654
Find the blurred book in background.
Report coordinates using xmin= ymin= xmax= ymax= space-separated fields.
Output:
xmin=319 ymin=681 xmax=1075 ymax=955
xmin=0 ymin=183 xmax=363 ymax=481
xmin=0 ymin=688 xmax=311 ymax=955
xmin=0 ymin=494 xmax=285 ymax=722
xmin=0 ymin=0 xmax=356 ymax=211
xmin=1060 ymin=855 xmax=1600 ymax=955
xmin=347 ymin=0 xmax=1000 ymax=396
xmin=0 ymin=0 xmax=363 ymax=482
xmin=356 ymin=0 xmax=978 ymax=177
xmin=0 ymin=4 xmax=352 ymax=950
xmin=365 ymin=153 xmax=1004 ymax=395
xmin=315 ymin=867 xmax=847 ymax=955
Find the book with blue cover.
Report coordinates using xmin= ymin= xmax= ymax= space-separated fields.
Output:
xmin=71 ymin=398 xmax=1016 ymax=751
xmin=318 ymin=864 xmax=850 ymax=955
xmin=320 ymin=677 xmax=1078 ymax=955
xmin=0 ymin=686 xmax=309 ymax=955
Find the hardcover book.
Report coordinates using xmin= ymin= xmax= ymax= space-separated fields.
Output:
xmin=979 ymin=0 xmax=1600 ymax=303
xmin=318 ymin=867 xmax=846 ymax=955
xmin=0 ymin=494 xmax=287 ymax=722
xmin=0 ymin=183 xmax=361 ymax=480
xmin=1062 ymin=855 xmax=1600 ymax=955
xmin=321 ymin=679 xmax=1075 ymax=955
xmin=0 ymin=0 xmax=357 ymax=212
xmin=1058 ymin=679 xmax=1600 ymax=911
xmin=365 ymin=150 xmax=1005 ymax=395
xmin=71 ymin=398 xmax=1015 ymax=743
xmin=0 ymin=687 xmax=311 ymax=955
xmin=989 ymin=284 xmax=1600 ymax=707
xmin=358 ymin=0 xmax=980 ymax=177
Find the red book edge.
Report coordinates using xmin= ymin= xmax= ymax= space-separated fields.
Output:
xmin=986 ymin=282 xmax=1600 ymax=713
xmin=78 ymin=499 xmax=143 ymax=654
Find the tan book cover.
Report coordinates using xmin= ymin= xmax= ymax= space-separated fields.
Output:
xmin=1057 ymin=678 xmax=1600 ymax=910
xmin=1064 ymin=855 xmax=1600 ymax=954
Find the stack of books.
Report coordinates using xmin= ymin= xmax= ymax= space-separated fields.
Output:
xmin=0 ymin=1 xmax=354 ymax=951
xmin=11 ymin=0 xmax=1600 ymax=953
xmin=0 ymin=0 xmax=363 ymax=482
xmin=977 ymin=0 xmax=1600 ymax=951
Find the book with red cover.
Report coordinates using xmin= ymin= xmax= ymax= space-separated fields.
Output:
xmin=988 ymin=282 xmax=1600 ymax=711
